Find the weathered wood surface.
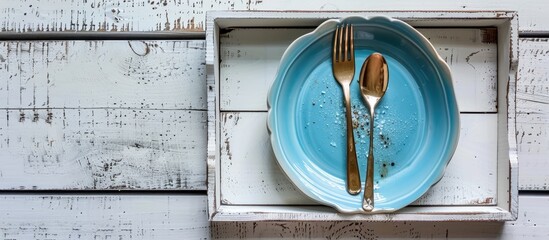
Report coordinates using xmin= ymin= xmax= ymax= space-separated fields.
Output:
xmin=212 ymin=195 xmax=549 ymax=239
xmin=0 ymin=40 xmax=206 ymax=109
xmin=518 ymin=38 xmax=549 ymax=191
xmin=220 ymin=112 xmax=497 ymax=206
xmin=0 ymin=109 xmax=206 ymax=190
xmin=0 ymin=195 xmax=210 ymax=239
xmin=0 ymin=0 xmax=548 ymax=33
xmin=0 ymin=1 xmax=547 ymax=238
xmin=219 ymin=28 xmax=310 ymax=111
xmin=219 ymin=28 xmax=497 ymax=112
xmin=0 ymin=40 xmax=208 ymax=190
xmin=217 ymin=26 xmax=501 ymax=207
xmin=0 ymin=194 xmax=547 ymax=239
xmin=0 ymin=0 xmax=205 ymax=32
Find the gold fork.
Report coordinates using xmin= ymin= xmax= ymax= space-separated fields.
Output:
xmin=332 ymin=24 xmax=361 ymax=195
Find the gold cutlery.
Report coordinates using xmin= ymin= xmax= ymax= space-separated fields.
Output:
xmin=359 ymin=53 xmax=389 ymax=211
xmin=332 ymin=24 xmax=361 ymax=195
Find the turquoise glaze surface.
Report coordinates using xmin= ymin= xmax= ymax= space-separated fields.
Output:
xmin=267 ymin=16 xmax=460 ymax=213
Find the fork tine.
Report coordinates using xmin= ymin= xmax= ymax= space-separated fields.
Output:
xmin=350 ymin=25 xmax=354 ymax=61
xmin=333 ymin=26 xmax=339 ymax=62
xmin=344 ymin=24 xmax=349 ymax=61
xmin=337 ymin=27 xmax=343 ymax=62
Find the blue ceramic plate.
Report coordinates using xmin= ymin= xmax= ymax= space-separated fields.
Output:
xmin=267 ymin=16 xmax=460 ymax=213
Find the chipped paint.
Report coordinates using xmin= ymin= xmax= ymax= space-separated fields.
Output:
xmin=0 ymin=40 xmax=209 ymax=190
xmin=127 ymin=41 xmax=150 ymax=56
xmin=517 ymin=38 xmax=549 ymax=191
xmin=1 ymin=1 xmax=549 ymax=33
xmin=0 ymin=195 xmax=210 ymax=238
xmin=0 ymin=40 xmax=207 ymax=109
xmin=0 ymin=3 xmax=546 ymax=239
xmin=211 ymin=195 xmax=549 ymax=238
xmin=481 ymin=28 xmax=498 ymax=44
xmin=0 ymin=0 xmax=205 ymax=32
xmin=0 ymin=108 xmax=207 ymax=190
xmin=210 ymin=14 xmax=514 ymax=218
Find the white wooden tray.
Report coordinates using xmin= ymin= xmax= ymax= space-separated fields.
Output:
xmin=206 ymin=11 xmax=518 ymax=221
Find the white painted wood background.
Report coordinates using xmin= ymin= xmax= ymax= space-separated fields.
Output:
xmin=0 ymin=41 xmax=207 ymax=190
xmin=0 ymin=0 xmax=548 ymax=239
xmin=220 ymin=113 xmax=498 ymax=206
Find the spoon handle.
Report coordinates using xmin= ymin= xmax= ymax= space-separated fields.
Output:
xmin=363 ymin=113 xmax=375 ymax=211
xmin=342 ymin=84 xmax=361 ymax=195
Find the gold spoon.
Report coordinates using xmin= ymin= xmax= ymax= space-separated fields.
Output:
xmin=359 ymin=53 xmax=389 ymax=211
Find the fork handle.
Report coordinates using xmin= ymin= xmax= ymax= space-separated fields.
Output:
xmin=342 ymin=84 xmax=361 ymax=195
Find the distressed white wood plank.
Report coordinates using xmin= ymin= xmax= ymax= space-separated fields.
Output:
xmin=220 ymin=28 xmax=497 ymax=112
xmin=215 ymin=204 xmax=515 ymax=222
xmin=227 ymin=1 xmax=546 ymax=33
xmin=0 ymin=0 xmax=205 ymax=32
xmin=220 ymin=112 xmax=310 ymax=205
xmin=1 ymin=194 xmax=547 ymax=239
xmin=220 ymin=112 xmax=496 ymax=205
xmin=0 ymin=0 xmax=547 ymax=33
xmin=219 ymin=28 xmax=308 ymax=112
xmin=0 ymin=109 xmax=207 ymax=190
xmin=212 ymin=195 xmax=549 ymax=239
xmin=420 ymin=28 xmax=498 ymax=111
xmin=413 ymin=113 xmax=497 ymax=205
xmin=0 ymin=40 xmax=206 ymax=110
xmin=0 ymin=195 xmax=209 ymax=239
xmin=517 ymin=38 xmax=549 ymax=191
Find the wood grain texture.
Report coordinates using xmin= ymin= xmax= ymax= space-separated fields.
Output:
xmin=0 ymin=1 xmax=545 ymax=238
xmin=219 ymin=28 xmax=309 ymax=111
xmin=0 ymin=40 xmax=208 ymax=190
xmin=0 ymin=109 xmax=207 ymax=190
xmin=0 ymin=40 xmax=206 ymax=109
xmin=1 ymin=0 xmax=548 ymax=33
xmin=220 ymin=112 xmax=497 ymax=206
xmin=220 ymin=112 xmax=309 ymax=205
xmin=0 ymin=195 xmax=210 ymax=239
xmin=219 ymin=28 xmax=497 ymax=112
xmin=0 ymin=0 xmax=205 ymax=32
xmin=209 ymin=12 xmax=518 ymax=221
xmin=212 ymin=195 xmax=549 ymax=239
xmin=517 ymin=38 xmax=549 ymax=191
xmin=0 ymin=194 xmax=547 ymax=239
